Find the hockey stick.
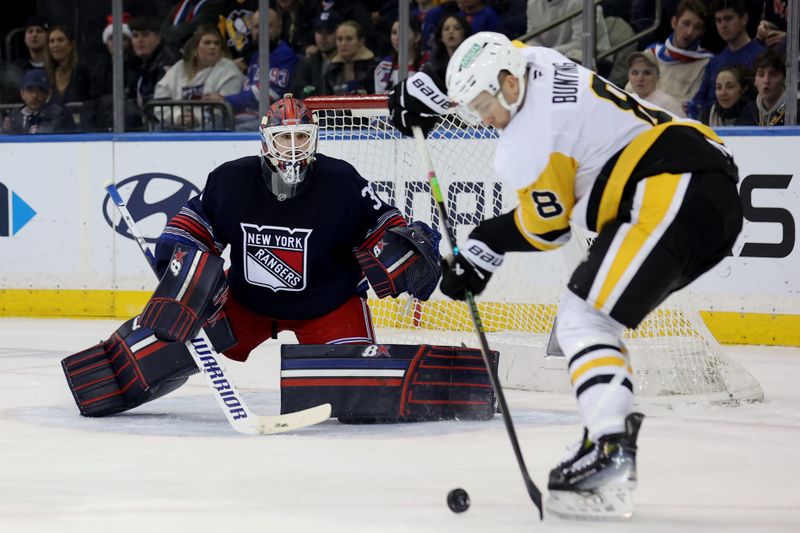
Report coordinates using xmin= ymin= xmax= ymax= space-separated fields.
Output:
xmin=105 ymin=182 xmax=331 ymax=435
xmin=411 ymin=127 xmax=544 ymax=519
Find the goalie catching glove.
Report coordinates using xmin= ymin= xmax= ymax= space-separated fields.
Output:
xmin=440 ymin=238 xmax=504 ymax=301
xmin=387 ymin=66 xmax=450 ymax=137
xmin=356 ymin=221 xmax=442 ymax=301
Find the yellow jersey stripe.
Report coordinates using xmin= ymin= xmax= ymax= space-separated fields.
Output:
xmin=514 ymin=151 xmax=576 ymax=250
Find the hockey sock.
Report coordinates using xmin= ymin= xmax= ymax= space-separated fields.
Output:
xmin=568 ymin=343 xmax=634 ymax=440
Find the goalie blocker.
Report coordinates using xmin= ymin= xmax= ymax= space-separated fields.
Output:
xmin=62 ymin=246 xmax=236 ymax=417
xmin=280 ymin=343 xmax=500 ymax=422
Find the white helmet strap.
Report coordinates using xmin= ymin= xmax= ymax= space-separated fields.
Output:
xmin=496 ymin=72 xmax=526 ymax=120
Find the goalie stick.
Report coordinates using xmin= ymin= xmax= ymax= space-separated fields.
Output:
xmin=412 ymin=127 xmax=544 ymax=519
xmin=105 ymin=182 xmax=331 ymax=435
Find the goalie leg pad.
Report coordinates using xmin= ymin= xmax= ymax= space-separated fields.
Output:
xmin=279 ymin=344 xmax=499 ymax=423
xmin=139 ymin=245 xmax=227 ymax=343
xmin=62 ymin=341 xmax=132 ymax=417
xmin=355 ymin=221 xmax=442 ymax=301
xmin=61 ymin=314 xmax=234 ymax=417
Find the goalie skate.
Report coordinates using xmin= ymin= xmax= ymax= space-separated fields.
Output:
xmin=546 ymin=412 xmax=644 ymax=521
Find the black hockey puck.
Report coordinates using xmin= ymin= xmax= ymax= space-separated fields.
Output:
xmin=447 ymin=488 xmax=470 ymax=513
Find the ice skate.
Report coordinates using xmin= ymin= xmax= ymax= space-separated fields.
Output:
xmin=546 ymin=412 xmax=644 ymax=521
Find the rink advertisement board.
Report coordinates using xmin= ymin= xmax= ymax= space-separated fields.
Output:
xmin=0 ymin=130 xmax=799 ymax=345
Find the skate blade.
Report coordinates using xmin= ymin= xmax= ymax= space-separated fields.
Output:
xmin=546 ymin=486 xmax=634 ymax=521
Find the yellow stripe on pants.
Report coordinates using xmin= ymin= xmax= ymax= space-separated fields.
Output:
xmin=594 ymin=172 xmax=683 ymax=312
xmin=570 ymin=356 xmax=628 ymax=384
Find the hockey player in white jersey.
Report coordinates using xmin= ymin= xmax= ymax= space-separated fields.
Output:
xmin=388 ymin=32 xmax=742 ymax=520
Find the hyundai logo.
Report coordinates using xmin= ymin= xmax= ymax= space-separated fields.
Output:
xmin=103 ymin=173 xmax=200 ymax=243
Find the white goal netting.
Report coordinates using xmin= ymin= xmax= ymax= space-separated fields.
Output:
xmin=306 ymin=95 xmax=763 ymax=406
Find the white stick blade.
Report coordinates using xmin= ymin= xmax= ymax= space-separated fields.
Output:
xmin=251 ymin=403 xmax=332 ymax=435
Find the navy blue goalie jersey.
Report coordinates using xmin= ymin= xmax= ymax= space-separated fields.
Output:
xmin=155 ymin=153 xmax=405 ymax=320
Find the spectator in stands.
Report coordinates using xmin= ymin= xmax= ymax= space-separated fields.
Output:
xmin=102 ymin=13 xmax=133 ymax=53
xmin=428 ymin=13 xmax=471 ymax=79
xmin=756 ymin=1 xmax=787 ymax=54
xmin=90 ymin=14 xmax=134 ymax=98
xmin=79 ymin=13 xmax=136 ymax=131
xmin=162 ymin=0 xmax=226 ymax=50
xmin=260 ymin=6 xmax=302 ymax=101
xmin=313 ymin=1 xmax=380 ymax=56
xmin=35 ymin=1 xmax=115 ymax=64
xmin=627 ymin=52 xmax=685 ymax=117
xmin=414 ymin=0 xmax=446 ymax=52
xmin=640 ymin=0 xmax=713 ymax=106
xmin=128 ymin=16 xmax=181 ymax=110
xmin=604 ymin=10 xmax=637 ymax=86
xmin=737 ymin=50 xmax=794 ymax=126
xmin=3 ymin=69 xmax=75 ymax=134
xmin=757 ymin=20 xmax=786 ymax=55
xmin=46 ymin=25 xmax=92 ymax=107
xmin=630 ymin=0 xmax=681 ymax=49
xmin=15 ymin=16 xmax=51 ymax=75
xmin=86 ymin=15 xmax=181 ymax=132
xmin=365 ymin=0 xmax=397 ymax=56
xmin=374 ymin=18 xmax=430 ymax=94
xmin=154 ymin=25 xmax=244 ymax=129
xmin=205 ymin=9 xmax=299 ymax=130
xmin=275 ymin=0 xmax=315 ymax=54
xmin=322 ymin=20 xmax=379 ymax=95
xmin=217 ymin=0 xmax=258 ymax=72
xmin=526 ymin=0 xmax=611 ymax=65
xmin=292 ymin=11 xmax=342 ymax=97
xmin=155 ymin=25 xmax=244 ymax=100
xmin=457 ymin=0 xmax=501 ymax=34
xmin=701 ymin=65 xmax=750 ymax=127
xmin=687 ymin=0 xmax=764 ymax=119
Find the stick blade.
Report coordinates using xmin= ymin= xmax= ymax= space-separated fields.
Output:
xmin=249 ymin=403 xmax=332 ymax=435
xmin=526 ymin=477 xmax=544 ymax=519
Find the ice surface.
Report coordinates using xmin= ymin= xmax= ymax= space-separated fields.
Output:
xmin=1 ymin=318 xmax=798 ymax=532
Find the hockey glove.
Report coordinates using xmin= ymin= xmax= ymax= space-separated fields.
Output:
xmin=356 ymin=221 xmax=442 ymax=301
xmin=439 ymin=238 xmax=504 ymax=301
xmin=388 ymin=69 xmax=451 ymax=137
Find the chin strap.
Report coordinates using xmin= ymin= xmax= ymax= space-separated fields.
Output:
xmin=497 ymin=75 xmax=527 ymax=120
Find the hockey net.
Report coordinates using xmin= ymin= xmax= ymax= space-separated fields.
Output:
xmin=305 ymin=95 xmax=763 ymax=405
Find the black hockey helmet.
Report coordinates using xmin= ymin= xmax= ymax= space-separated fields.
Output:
xmin=259 ymin=93 xmax=318 ymax=200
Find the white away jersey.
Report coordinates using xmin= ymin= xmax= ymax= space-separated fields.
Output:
xmin=494 ymin=45 xmax=722 ymax=251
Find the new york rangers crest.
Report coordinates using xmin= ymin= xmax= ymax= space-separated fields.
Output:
xmin=241 ymin=223 xmax=312 ymax=292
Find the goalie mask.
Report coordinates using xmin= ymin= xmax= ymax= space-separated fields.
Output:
xmin=259 ymin=94 xmax=319 ymax=201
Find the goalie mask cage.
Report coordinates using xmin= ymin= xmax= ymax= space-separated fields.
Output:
xmin=305 ymin=95 xmax=763 ymax=406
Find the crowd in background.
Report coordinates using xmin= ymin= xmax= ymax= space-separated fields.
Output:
xmin=0 ymin=0 xmax=795 ymax=134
